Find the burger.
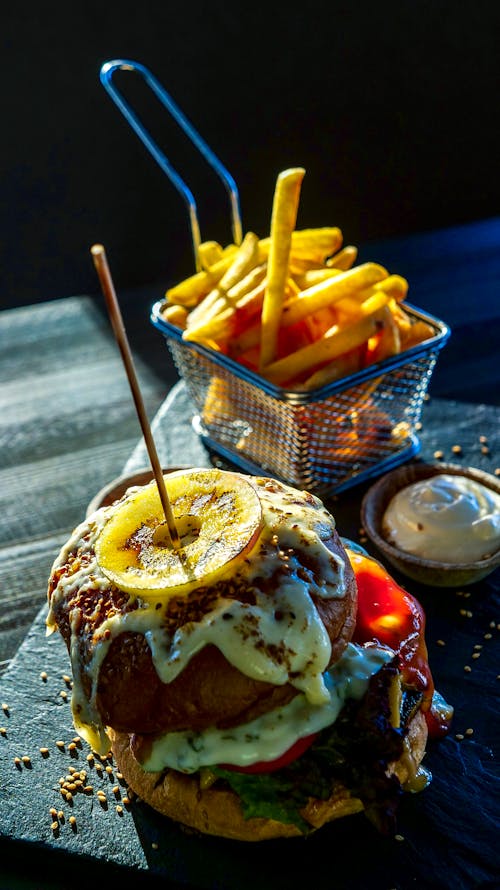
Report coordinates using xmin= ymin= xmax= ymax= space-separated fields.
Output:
xmin=46 ymin=467 xmax=451 ymax=841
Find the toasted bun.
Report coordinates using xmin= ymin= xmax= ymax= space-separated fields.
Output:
xmin=109 ymin=709 xmax=428 ymax=842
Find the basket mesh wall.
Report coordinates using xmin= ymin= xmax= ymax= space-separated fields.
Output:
xmin=166 ymin=333 xmax=442 ymax=495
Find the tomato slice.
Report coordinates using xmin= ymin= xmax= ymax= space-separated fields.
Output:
xmin=220 ymin=731 xmax=319 ymax=774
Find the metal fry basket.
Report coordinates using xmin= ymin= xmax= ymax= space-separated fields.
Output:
xmin=151 ymin=301 xmax=449 ymax=497
xmin=101 ymin=59 xmax=451 ymax=497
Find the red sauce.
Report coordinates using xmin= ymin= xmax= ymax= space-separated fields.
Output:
xmin=346 ymin=548 xmax=452 ymax=738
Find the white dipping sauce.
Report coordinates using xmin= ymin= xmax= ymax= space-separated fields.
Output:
xmin=382 ymin=473 xmax=500 ymax=563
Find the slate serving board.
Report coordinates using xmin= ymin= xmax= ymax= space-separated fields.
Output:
xmin=0 ymin=383 xmax=498 ymax=890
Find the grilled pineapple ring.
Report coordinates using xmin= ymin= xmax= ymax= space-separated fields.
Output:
xmin=95 ymin=468 xmax=264 ymax=599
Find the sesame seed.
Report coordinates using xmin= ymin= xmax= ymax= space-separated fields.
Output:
xmin=0 ymin=727 xmax=7 ymax=736
xmin=59 ymin=691 xmax=68 ymax=700
xmin=494 ymin=468 xmax=500 ymax=477
xmin=2 ymin=703 xmax=9 ymax=714
xmin=455 ymin=733 xmax=464 ymax=741
xmin=86 ymin=753 xmax=94 ymax=763
xmin=465 ymin=728 xmax=474 ymax=736
xmin=105 ymin=765 xmax=113 ymax=774
xmin=55 ymin=741 xmax=65 ymax=750
xmin=40 ymin=747 xmax=49 ymax=756
xmin=116 ymin=805 xmax=123 ymax=815
xmin=394 ymin=834 xmax=405 ymax=842
xmin=69 ymin=815 xmax=76 ymax=826
xmin=112 ymin=785 xmax=120 ymax=795
xmin=51 ymin=821 xmax=59 ymax=832
xmin=481 ymin=445 xmax=489 ymax=454
xmin=62 ymin=674 xmax=71 ymax=685
xmin=484 ymin=633 xmax=493 ymax=640
xmin=68 ymin=742 xmax=77 ymax=752
xmin=437 ymin=639 xmax=446 ymax=646
xmin=472 ymin=653 xmax=481 ymax=659
xmin=433 ymin=450 xmax=444 ymax=460
xmin=490 ymin=621 xmax=496 ymax=629
xmin=451 ymin=444 xmax=462 ymax=454
xmin=474 ymin=644 xmax=483 ymax=650
xmin=14 ymin=757 xmax=21 ymax=766
xmin=21 ymin=755 xmax=31 ymax=765
xmin=58 ymin=810 xmax=64 ymax=820
xmin=122 ymin=797 xmax=131 ymax=806
xmin=479 ymin=435 xmax=488 ymax=444
xmin=49 ymin=808 xmax=57 ymax=817
xmin=464 ymin=665 xmax=472 ymax=672
xmin=40 ymin=672 xmax=48 ymax=682
xmin=151 ymin=842 xmax=159 ymax=850
xmin=83 ymin=785 xmax=93 ymax=794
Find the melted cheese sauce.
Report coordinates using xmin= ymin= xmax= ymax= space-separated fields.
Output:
xmin=47 ymin=477 xmax=348 ymax=753
xmin=383 ymin=473 xmax=500 ymax=563
xmin=140 ymin=643 xmax=393 ymax=772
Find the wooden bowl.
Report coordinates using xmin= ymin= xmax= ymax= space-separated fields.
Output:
xmin=361 ymin=462 xmax=500 ymax=587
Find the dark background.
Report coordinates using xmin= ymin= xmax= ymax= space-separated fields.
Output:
xmin=2 ymin=2 xmax=500 ymax=311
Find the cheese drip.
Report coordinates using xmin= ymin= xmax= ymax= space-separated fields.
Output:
xmin=139 ymin=642 xmax=394 ymax=773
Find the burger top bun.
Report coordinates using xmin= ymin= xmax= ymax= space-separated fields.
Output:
xmin=47 ymin=470 xmax=357 ymax=753
xmin=109 ymin=708 xmax=428 ymax=842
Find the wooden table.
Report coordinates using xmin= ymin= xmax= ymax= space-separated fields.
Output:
xmin=0 ymin=217 xmax=499 ymax=889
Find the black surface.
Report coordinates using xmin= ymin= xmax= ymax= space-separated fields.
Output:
xmin=3 ymin=4 xmax=500 ymax=308
xmin=0 ymin=385 xmax=498 ymax=890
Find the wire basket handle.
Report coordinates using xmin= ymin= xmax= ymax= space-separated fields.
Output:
xmin=100 ymin=59 xmax=243 ymax=271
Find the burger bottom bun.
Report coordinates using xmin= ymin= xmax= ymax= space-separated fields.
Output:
xmin=109 ymin=710 xmax=428 ymax=842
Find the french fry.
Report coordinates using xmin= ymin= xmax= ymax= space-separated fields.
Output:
xmin=371 ymin=274 xmax=409 ymax=302
xmin=326 ymin=245 xmax=358 ymax=270
xmin=184 ymin=276 xmax=267 ymax=344
xmin=185 ymin=232 xmax=261 ymax=330
xmin=198 ymin=240 xmax=224 ymax=269
xmin=397 ymin=316 xmax=436 ymax=349
xmin=295 ymin=267 xmax=342 ymax=289
xmin=160 ymin=303 xmax=189 ymax=329
xmin=259 ymin=168 xmax=305 ymax=369
xmin=165 ymin=246 xmax=238 ymax=307
xmin=226 ymin=263 xmax=267 ymax=305
xmin=364 ymin=305 xmax=401 ymax=364
xmin=279 ymin=262 xmax=388 ymax=329
xmin=300 ymin=347 xmax=364 ymax=390
xmin=262 ymin=292 xmax=388 ymax=385
xmin=260 ymin=228 xmax=344 ymax=276
xmin=183 ymin=265 xmax=267 ymax=342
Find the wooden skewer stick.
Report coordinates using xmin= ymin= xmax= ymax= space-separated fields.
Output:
xmin=91 ymin=243 xmax=181 ymax=551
